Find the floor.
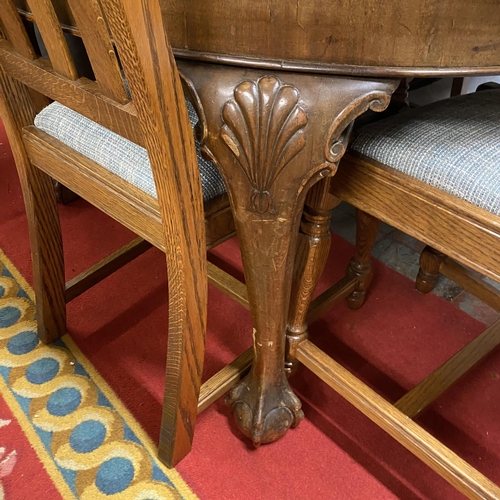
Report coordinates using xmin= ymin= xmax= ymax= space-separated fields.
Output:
xmin=331 ymin=201 xmax=500 ymax=326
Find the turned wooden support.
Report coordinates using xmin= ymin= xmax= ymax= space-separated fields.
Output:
xmin=416 ymin=245 xmax=446 ymax=293
xmin=346 ymin=209 xmax=381 ymax=310
xmin=285 ymin=178 xmax=340 ymax=377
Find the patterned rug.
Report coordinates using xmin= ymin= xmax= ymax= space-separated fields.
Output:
xmin=0 ymin=248 xmax=196 ymax=500
xmin=2 ymin=115 xmax=500 ymax=497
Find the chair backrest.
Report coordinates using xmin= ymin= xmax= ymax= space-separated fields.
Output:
xmin=0 ymin=0 xmax=197 ymax=164
xmin=0 ymin=0 xmax=208 ymax=371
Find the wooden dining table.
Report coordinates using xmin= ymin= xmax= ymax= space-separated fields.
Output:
xmin=166 ymin=4 xmax=500 ymax=496
xmin=164 ymin=0 xmax=500 ymax=445
xmin=13 ymin=0 xmax=500 ymax=495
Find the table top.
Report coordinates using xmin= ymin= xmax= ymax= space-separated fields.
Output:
xmin=164 ymin=0 xmax=500 ymax=77
xmin=15 ymin=0 xmax=500 ymax=77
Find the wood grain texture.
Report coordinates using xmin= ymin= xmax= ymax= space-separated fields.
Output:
xmin=65 ymin=0 xmax=129 ymax=102
xmin=327 ymin=94 xmax=500 ymax=496
xmin=207 ymin=261 xmax=248 ymax=310
xmin=197 ymin=348 xmax=253 ymax=414
xmin=204 ymin=193 xmax=236 ymax=250
xmin=25 ymin=0 xmax=78 ymax=80
xmin=163 ymin=0 xmax=500 ymax=76
xmin=1 ymin=0 xmax=241 ymax=468
xmin=306 ymin=274 xmax=357 ymax=325
xmin=23 ymin=126 xmax=165 ymax=250
xmin=286 ymin=178 xmax=340 ymax=376
xmin=0 ymin=68 xmax=66 ymax=344
xmin=0 ymin=0 xmax=36 ymax=59
xmin=395 ymin=319 xmax=500 ymax=419
xmin=416 ymin=246 xmax=446 ymax=294
xmin=24 ymin=127 xmax=234 ymax=253
xmin=346 ymin=209 xmax=381 ymax=310
xmin=0 ymin=41 xmax=143 ymax=145
xmin=296 ymin=339 xmax=500 ymax=500
xmin=330 ymin=153 xmax=500 ymax=283
xmin=100 ymin=0 xmax=208 ymax=467
xmin=15 ymin=0 xmax=500 ymax=76
xmin=179 ymin=59 xmax=398 ymax=447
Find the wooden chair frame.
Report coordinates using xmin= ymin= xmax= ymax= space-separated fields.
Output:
xmin=0 ymin=0 xmax=253 ymax=467
xmin=293 ymin=151 xmax=500 ymax=498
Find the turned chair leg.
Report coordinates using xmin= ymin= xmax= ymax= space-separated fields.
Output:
xmin=346 ymin=209 xmax=381 ymax=310
xmin=416 ymin=246 xmax=446 ymax=294
xmin=286 ymin=179 xmax=339 ymax=377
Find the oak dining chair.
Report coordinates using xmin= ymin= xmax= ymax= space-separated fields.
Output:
xmin=314 ymin=87 xmax=500 ymax=497
xmin=0 ymin=0 xmax=251 ymax=467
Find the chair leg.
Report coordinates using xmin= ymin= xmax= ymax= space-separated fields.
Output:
xmin=286 ymin=178 xmax=340 ymax=376
xmin=22 ymin=161 xmax=66 ymax=344
xmin=416 ymin=246 xmax=446 ymax=294
xmin=346 ymin=209 xmax=381 ymax=310
xmin=0 ymin=69 xmax=66 ymax=344
xmin=157 ymin=254 xmax=207 ymax=467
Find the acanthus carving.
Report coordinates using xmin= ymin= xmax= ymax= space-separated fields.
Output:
xmin=221 ymin=76 xmax=308 ymax=214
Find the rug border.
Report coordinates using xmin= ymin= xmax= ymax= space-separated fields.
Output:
xmin=0 ymin=375 xmax=76 ymax=499
xmin=0 ymin=248 xmax=198 ymax=500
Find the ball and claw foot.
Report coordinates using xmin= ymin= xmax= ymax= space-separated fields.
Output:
xmin=225 ymin=375 xmax=304 ymax=446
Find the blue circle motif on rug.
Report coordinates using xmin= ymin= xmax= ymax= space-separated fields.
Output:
xmin=96 ymin=457 xmax=135 ymax=495
xmin=0 ymin=305 xmax=21 ymax=327
xmin=7 ymin=330 xmax=39 ymax=355
xmin=25 ymin=357 xmax=60 ymax=385
xmin=0 ymin=261 xmax=185 ymax=499
xmin=47 ymin=387 xmax=82 ymax=416
xmin=70 ymin=420 xmax=107 ymax=453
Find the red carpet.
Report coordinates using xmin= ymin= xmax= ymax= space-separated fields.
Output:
xmin=1 ymin=121 xmax=500 ymax=499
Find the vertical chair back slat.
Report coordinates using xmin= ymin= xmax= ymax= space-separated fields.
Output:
xmin=25 ymin=0 xmax=78 ymax=80
xmin=101 ymin=0 xmax=207 ymax=463
xmin=0 ymin=0 xmax=36 ymax=59
xmin=65 ymin=0 xmax=129 ymax=103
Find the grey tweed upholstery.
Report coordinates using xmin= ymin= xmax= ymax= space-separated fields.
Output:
xmin=34 ymin=100 xmax=226 ymax=202
xmin=351 ymin=90 xmax=500 ymax=216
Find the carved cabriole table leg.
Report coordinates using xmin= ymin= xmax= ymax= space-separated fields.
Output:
xmin=179 ymin=61 xmax=398 ymax=446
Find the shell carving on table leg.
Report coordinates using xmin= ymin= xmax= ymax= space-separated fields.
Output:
xmin=221 ymin=76 xmax=307 ymax=214
xmin=178 ymin=61 xmax=398 ymax=448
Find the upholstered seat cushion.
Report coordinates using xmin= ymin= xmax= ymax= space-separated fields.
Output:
xmin=34 ymin=100 xmax=226 ymax=202
xmin=351 ymin=90 xmax=500 ymax=216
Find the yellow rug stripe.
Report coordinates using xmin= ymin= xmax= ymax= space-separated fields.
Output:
xmin=63 ymin=335 xmax=198 ymax=500
xmin=0 ymin=249 xmax=35 ymax=302
xmin=0 ymin=375 xmax=77 ymax=499
xmin=0 ymin=247 xmax=198 ymax=499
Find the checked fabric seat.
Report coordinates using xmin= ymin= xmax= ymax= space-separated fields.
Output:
xmin=313 ymin=86 xmax=500 ymax=496
xmin=350 ymin=89 xmax=500 ymax=216
xmin=34 ymin=100 xmax=227 ymax=202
